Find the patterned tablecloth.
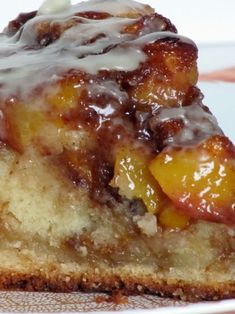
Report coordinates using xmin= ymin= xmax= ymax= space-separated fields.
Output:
xmin=0 ymin=292 xmax=188 ymax=313
xmin=0 ymin=292 xmax=234 ymax=314
xmin=0 ymin=292 xmax=189 ymax=313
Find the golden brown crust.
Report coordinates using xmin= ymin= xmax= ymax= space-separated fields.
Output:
xmin=0 ymin=270 xmax=234 ymax=301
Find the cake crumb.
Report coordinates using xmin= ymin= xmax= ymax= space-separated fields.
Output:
xmin=95 ymin=291 xmax=128 ymax=305
xmin=133 ymin=212 xmax=157 ymax=237
xmin=12 ymin=241 xmax=22 ymax=249
xmin=65 ymin=276 xmax=71 ymax=283
xmin=137 ymin=284 xmax=143 ymax=292
xmin=78 ymin=245 xmax=88 ymax=257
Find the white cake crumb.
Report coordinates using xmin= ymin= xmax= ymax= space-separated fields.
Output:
xmin=133 ymin=212 xmax=157 ymax=237
xmin=78 ymin=245 xmax=88 ymax=257
xmin=12 ymin=241 xmax=22 ymax=249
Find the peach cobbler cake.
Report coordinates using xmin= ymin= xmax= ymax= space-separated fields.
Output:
xmin=0 ymin=0 xmax=233 ymax=300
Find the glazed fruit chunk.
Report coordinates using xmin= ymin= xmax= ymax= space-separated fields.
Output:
xmin=149 ymin=135 xmax=235 ymax=225
xmin=159 ymin=202 xmax=189 ymax=229
xmin=111 ymin=146 xmax=164 ymax=213
xmin=2 ymin=102 xmax=46 ymax=152
xmin=127 ymin=40 xmax=198 ymax=107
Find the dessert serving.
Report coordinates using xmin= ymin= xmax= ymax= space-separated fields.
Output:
xmin=0 ymin=0 xmax=234 ymax=301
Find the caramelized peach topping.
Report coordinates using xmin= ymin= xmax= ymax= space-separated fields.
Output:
xmin=1 ymin=3 xmax=234 ymax=232
xmin=111 ymin=146 xmax=164 ymax=214
xmin=150 ymin=135 xmax=235 ymax=225
xmin=3 ymin=103 xmax=46 ymax=152
xmin=111 ymin=146 xmax=190 ymax=229
xmin=111 ymin=136 xmax=235 ymax=228
xmin=128 ymin=41 xmax=198 ymax=107
xmin=158 ymin=202 xmax=189 ymax=229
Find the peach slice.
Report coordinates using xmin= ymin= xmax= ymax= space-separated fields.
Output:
xmin=3 ymin=103 xmax=45 ymax=152
xmin=128 ymin=41 xmax=198 ymax=107
xmin=111 ymin=146 xmax=165 ymax=214
xmin=159 ymin=202 xmax=189 ymax=229
xmin=149 ymin=135 xmax=235 ymax=225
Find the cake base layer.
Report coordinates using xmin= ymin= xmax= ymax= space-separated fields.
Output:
xmin=0 ymin=147 xmax=233 ymax=301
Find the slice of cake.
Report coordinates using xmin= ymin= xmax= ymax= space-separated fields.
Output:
xmin=0 ymin=0 xmax=233 ymax=300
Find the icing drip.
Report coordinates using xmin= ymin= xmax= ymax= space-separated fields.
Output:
xmin=154 ymin=103 xmax=222 ymax=146
xmin=87 ymin=81 xmax=129 ymax=130
xmin=0 ymin=0 xmax=194 ymax=98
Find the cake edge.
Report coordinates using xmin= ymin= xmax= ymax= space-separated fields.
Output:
xmin=0 ymin=270 xmax=234 ymax=301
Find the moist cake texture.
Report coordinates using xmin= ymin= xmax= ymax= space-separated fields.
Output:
xmin=0 ymin=0 xmax=234 ymax=300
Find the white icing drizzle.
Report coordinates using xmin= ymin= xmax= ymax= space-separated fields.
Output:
xmin=0 ymin=15 xmax=140 ymax=97
xmin=0 ymin=0 xmax=194 ymax=98
xmin=87 ymin=80 xmax=129 ymax=130
xmin=38 ymin=0 xmax=71 ymax=15
xmin=88 ymin=80 xmax=128 ymax=105
xmin=59 ymin=0 xmax=152 ymax=17
xmin=156 ymin=103 xmax=222 ymax=145
xmin=133 ymin=31 xmax=195 ymax=47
